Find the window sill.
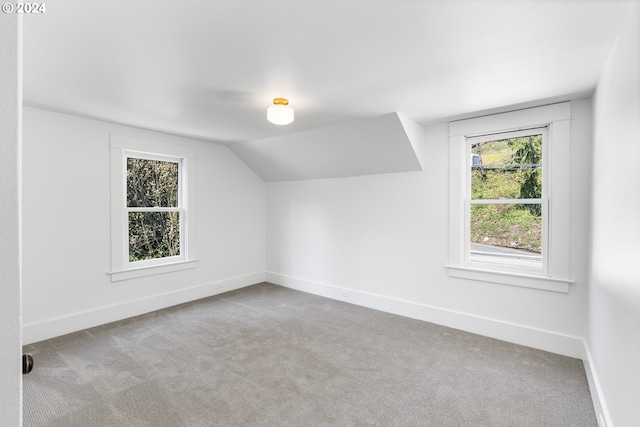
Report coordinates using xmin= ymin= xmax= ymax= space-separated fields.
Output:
xmin=446 ymin=265 xmax=573 ymax=293
xmin=109 ymin=260 xmax=198 ymax=282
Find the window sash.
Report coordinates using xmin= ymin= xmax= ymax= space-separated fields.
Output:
xmin=465 ymin=199 xmax=548 ymax=274
xmin=464 ymin=128 xmax=548 ymax=274
xmin=125 ymin=152 xmax=182 ymax=207
xmin=124 ymin=152 xmax=186 ymax=268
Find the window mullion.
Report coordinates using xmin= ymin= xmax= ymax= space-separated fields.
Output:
xmin=469 ymin=198 xmax=543 ymax=205
xmin=127 ymin=207 xmax=180 ymax=212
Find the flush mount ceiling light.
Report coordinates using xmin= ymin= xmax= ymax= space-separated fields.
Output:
xmin=267 ymin=98 xmax=294 ymax=125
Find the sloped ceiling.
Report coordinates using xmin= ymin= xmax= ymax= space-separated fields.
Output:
xmin=21 ymin=0 xmax=636 ymax=180
xmin=229 ymin=113 xmax=424 ymax=182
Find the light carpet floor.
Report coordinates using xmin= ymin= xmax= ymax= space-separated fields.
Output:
xmin=23 ymin=282 xmax=597 ymax=426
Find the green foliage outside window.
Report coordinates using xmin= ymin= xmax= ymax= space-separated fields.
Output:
xmin=470 ymin=135 xmax=542 ymax=254
xmin=127 ymin=158 xmax=181 ymax=262
xmin=127 ymin=158 xmax=179 ymax=208
xmin=507 ymin=135 xmax=542 ymax=215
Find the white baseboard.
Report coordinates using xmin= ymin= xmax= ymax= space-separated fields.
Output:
xmin=267 ymin=272 xmax=612 ymax=424
xmin=582 ymin=341 xmax=612 ymax=427
xmin=266 ymin=271 xmax=585 ymax=359
xmin=22 ymin=271 xmax=265 ymax=345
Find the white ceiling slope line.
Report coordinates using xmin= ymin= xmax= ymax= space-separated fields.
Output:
xmin=229 ymin=113 xmax=425 ymax=183
xmin=397 ymin=113 xmax=426 ymax=171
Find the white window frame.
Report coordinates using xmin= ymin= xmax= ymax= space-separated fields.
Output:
xmin=125 ymin=151 xmax=184 ymax=268
xmin=110 ymin=134 xmax=197 ymax=282
xmin=466 ymin=128 xmax=548 ymax=274
xmin=447 ymin=103 xmax=573 ymax=293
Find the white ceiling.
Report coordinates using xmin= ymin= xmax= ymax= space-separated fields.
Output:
xmin=23 ymin=0 xmax=634 ymax=146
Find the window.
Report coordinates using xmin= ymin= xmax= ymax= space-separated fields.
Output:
xmin=110 ymin=135 xmax=197 ymax=282
xmin=448 ymin=103 xmax=573 ymax=292
xmin=467 ymin=128 xmax=546 ymax=273
xmin=127 ymin=154 xmax=183 ymax=265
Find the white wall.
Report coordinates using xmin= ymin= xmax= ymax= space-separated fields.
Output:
xmin=267 ymin=99 xmax=593 ymax=359
xmin=0 ymin=14 xmax=22 ymax=427
xmin=22 ymin=108 xmax=266 ymax=344
xmin=590 ymin=1 xmax=640 ymax=426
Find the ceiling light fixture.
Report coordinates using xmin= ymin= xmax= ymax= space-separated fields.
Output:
xmin=267 ymin=97 xmax=294 ymax=125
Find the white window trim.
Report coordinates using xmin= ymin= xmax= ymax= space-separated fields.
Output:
xmin=447 ymin=103 xmax=574 ymax=293
xmin=466 ymin=127 xmax=548 ymax=275
xmin=109 ymin=134 xmax=197 ymax=282
xmin=124 ymin=151 xmax=185 ymax=269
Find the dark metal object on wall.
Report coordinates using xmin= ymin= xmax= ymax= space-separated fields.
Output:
xmin=23 ymin=353 xmax=33 ymax=374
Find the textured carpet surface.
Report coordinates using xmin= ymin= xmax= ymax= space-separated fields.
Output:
xmin=23 ymin=282 xmax=596 ymax=426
